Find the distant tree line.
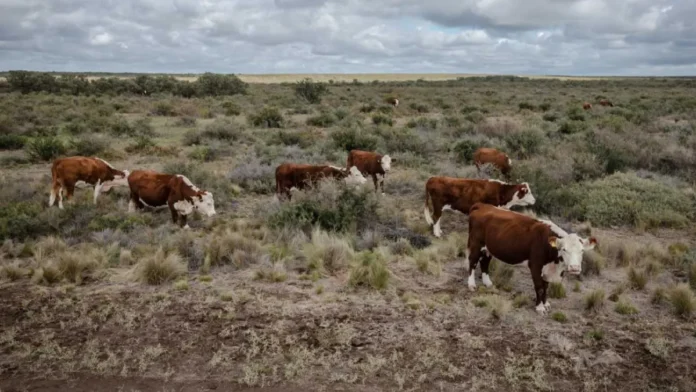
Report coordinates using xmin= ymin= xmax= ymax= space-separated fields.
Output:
xmin=3 ymin=71 xmax=247 ymax=97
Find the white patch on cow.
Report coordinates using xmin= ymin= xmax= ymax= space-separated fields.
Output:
xmin=442 ymin=204 xmax=452 ymax=211
xmin=345 ymin=166 xmax=367 ymax=186
xmin=192 ymin=191 xmax=216 ymax=217
xmin=95 ymin=157 xmax=116 ymax=170
xmin=544 ymin=301 xmax=551 ymax=311
xmin=394 ymin=99 xmax=399 ymax=107
xmin=503 ymin=182 xmax=536 ymax=209
xmin=519 ymin=260 xmax=529 ymax=268
xmin=538 ymin=219 xmax=568 ymax=238
xmin=433 ymin=218 xmax=443 ymax=238
xmin=541 ymin=262 xmax=564 ymax=283
xmin=467 ymin=269 xmax=476 ymax=291
xmin=380 ymin=155 xmax=392 ymax=172
xmin=173 ymin=199 xmax=194 ymax=215
xmin=139 ymin=198 xmax=166 ymax=209
xmin=424 ymin=202 xmax=434 ymax=225
xmin=536 ymin=302 xmax=547 ymax=315
xmin=553 ymin=233 xmax=596 ymax=275
xmin=176 ymin=175 xmax=200 ymax=192
xmin=93 ymin=180 xmax=102 ymax=204
xmin=128 ymin=200 xmax=136 ymax=213
xmin=183 ymin=224 xmax=190 ymax=229
xmin=507 ymin=157 xmax=512 ymax=166
xmin=482 ymin=273 xmax=493 ymax=287
xmin=489 ymin=179 xmax=507 ymax=184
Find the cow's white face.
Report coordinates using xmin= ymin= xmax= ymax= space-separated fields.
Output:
xmin=548 ymin=234 xmax=597 ymax=277
xmin=100 ymin=170 xmax=130 ymax=192
xmin=507 ymin=182 xmax=536 ymax=208
xmin=380 ymin=155 xmax=392 ymax=172
xmin=345 ymin=166 xmax=367 ymax=186
xmin=193 ymin=192 xmax=216 ymax=217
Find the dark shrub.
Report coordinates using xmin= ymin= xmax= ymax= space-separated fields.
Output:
xmin=151 ymin=101 xmax=176 ymax=116
xmin=248 ymin=107 xmax=284 ymax=128
xmin=409 ymin=103 xmax=430 ymax=113
xmin=504 ymin=129 xmax=544 ymax=158
xmin=25 ymin=137 xmax=66 ymax=162
xmin=331 ymin=126 xmax=378 ymax=152
xmin=518 ymin=102 xmax=536 ymax=111
xmin=306 ymin=112 xmax=337 ymax=127
xmin=0 ymin=134 xmax=27 ymax=150
xmin=70 ymin=135 xmax=108 ymax=156
xmin=194 ymin=73 xmax=247 ymax=96
xmin=359 ymin=104 xmax=376 ymax=113
xmin=228 ymin=159 xmax=276 ymax=194
xmin=202 ymin=118 xmax=245 ymax=141
xmin=176 ymin=116 xmax=197 ymax=127
xmin=558 ymin=120 xmax=589 ymax=135
xmin=453 ymin=139 xmax=486 ymax=164
xmin=543 ymin=112 xmax=559 ymax=122
xmin=295 ymin=78 xmax=328 ymax=104
xmin=372 ymin=114 xmax=393 ymax=126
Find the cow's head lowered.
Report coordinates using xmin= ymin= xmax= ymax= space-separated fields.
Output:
xmin=337 ymin=166 xmax=368 ymax=186
xmin=173 ymin=175 xmax=216 ymax=217
xmin=100 ymin=169 xmax=131 ymax=192
xmin=503 ymin=182 xmax=536 ymax=209
xmin=543 ymin=234 xmax=597 ymax=282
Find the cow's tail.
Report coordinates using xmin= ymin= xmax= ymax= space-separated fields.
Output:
xmin=424 ymin=187 xmax=434 ymax=225
xmin=49 ymin=162 xmax=61 ymax=207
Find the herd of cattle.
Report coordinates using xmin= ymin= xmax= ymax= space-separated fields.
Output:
xmin=46 ymin=147 xmax=597 ymax=315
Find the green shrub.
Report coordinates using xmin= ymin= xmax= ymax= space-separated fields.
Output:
xmin=0 ymin=134 xmax=27 ymax=150
xmin=376 ymin=128 xmax=422 ymax=155
xmin=409 ymin=103 xmax=429 ymax=113
xmin=151 ymin=101 xmax=175 ymax=116
xmin=372 ymin=114 xmax=393 ymax=126
xmin=359 ymin=103 xmax=376 ymax=113
xmin=406 ymin=117 xmax=437 ymax=130
xmin=222 ymin=102 xmax=241 ymax=116
xmin=202 ymin=118 xmax=245 ymax=141
xmin=188 ymin=145 xmax=220 ymax=162
xmin=453 ymin=139 xmax=486 ymax=164
xmin=70 ymin=135 xmax=108 ymax=156
xmin=518 ymin=102 xmax=536 ymax=111
xmin=331 ymin=126 xmax=378 ymax=152
xmin=294 ymin=78 xmax=328 ymax=104
xmin=558 ymin=120 xmax=589 ymax=135
xmin=306 ymin=112 xmax=337 ymax=127
xmin=248 ymin=107 xmax=284 ymax=128
xmin=176 ymin=116 xmax=197 ymax=127
xmin=543 ymin=112 xmax=559 ymax=122
xmin=551 ymin=312 xmax=567 ymax=322
xmin=504 ymin=129 xmax=543 ymax=158
xmin=569 ymin=172 xmax=695 ymax=229
xmin=25 ymin=137 xmax=66 ymax=162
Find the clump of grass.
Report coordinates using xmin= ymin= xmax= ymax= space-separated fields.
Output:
xmin=413 ymin=249 xmax=441 ymax=276
xmin=689 ymin=263 xmax=696 ymax=291
xmin=389 ymin=238 xmax=414 ymax=256
xmin=254 ymin=263 xmax=288 ymax=283
xmin=401 ymin=291 xmax=422 ymax=310
xmin=306 ymin=229 xmax=354 ymax=276
xmin=490 ymin=260 xmax=514 ymax=291
xmin=585 ymin=329 xmax=604 ymax=342
xmin=669 ymin=284 xmax=696 ymax=319
xmin=0 ymin=263 xmax=27 ymax=281
xmin=644 ymin=260 xmax=663 ymax=277
xmin=248 ymin=106 xmax=284 ymax=128
xmin=644 ymin=338 xmax=672 ymax=359
xmin=584 ymin=289 xmax=606 ymax=313
xmin=615 ymin=300 xmax=639 ymax=315
xmin=573 ymin=282 xmax=581 ymax=292
xmin=512 ymin=294 xmax=530 ymax=308
xmin=199 ymin=275 xmax=213 ymax=282
xmin=582 ymin=252 xmax=605 ymax=276
xmin=547 ymin=282 xmax=566 ymax=299
xmin=551 ymin=312 xmax=567 ymax=323
xmin=206 ymin=230 xmax=264 ymax=269
xmin=25 ymin=137 xmax=66 ymax=162
xmin=173 ymin=280 xmax=190 ymax=291
xmin=473 ymin=294 xmax=511 ymax=320
xmin=627 ymin=267 xmax=648 ymax=290
xmin=652 ymin=287 xmax=667 ymax=305
xmin=348 ymin=251 xmax=390 ymax=291
xmin=57 ymin=248 xmax=106 ymax=284
xmin=132 ymin=248 xmax=186 ymax=285
xmin=31 ymin=264 xmax=62 ymax=285
xmin=315 ymin=285 xmax=324 ymax=295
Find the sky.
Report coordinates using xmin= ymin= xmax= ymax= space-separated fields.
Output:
xmin=0 ymin=0 xmax=695 ymax=76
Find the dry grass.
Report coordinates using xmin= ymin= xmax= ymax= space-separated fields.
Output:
xmin=547 ymin=282 xmax=566 ymax=299
xmin=627 ymin=267 xmax=649 ymax=290
xmin=131 ymin=248 xmax=187 ymax=285
xmin=585 ymin=289 xmax=606 ymax=313
xmin=668 ymin=284 xmax=696 ymax=319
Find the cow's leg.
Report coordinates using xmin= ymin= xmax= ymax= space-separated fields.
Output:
xmin=467 ymin=246 xmax=483 ymax=291
xmin=542 ymin=280 xmax=551 ymax=311
xmin=180 ymin=214 xmax=189 ymax=229
xmin=49 ymin=180 xmax=61 ymax=207
xmin=530 ymin=265 xmax=548 ymax=314
xmin=128 ymin=191 xmax=143 ymax=213
xmin=379 ymin=173 xmax=386 ymax=196
xmin=168 ymin=203 xmax=179 ymax=224
xmin=63 ymin=182 xmax=76 ymax=208
xmin=479 ymin=251 xmax=494 ymax=288
xmin=371 ymin=174 xmax=379 ymax=193
xmin=431 ymin=202 xmax=444 ymax=238
xmin=93 ymin=180 xmax=102 ymax=205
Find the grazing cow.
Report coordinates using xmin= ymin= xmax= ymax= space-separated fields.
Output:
xmin=582 ymin=102 xmax=592 ymax=110
xmin=423 ymin=177 xmax=535 ymax=237
xmin=598 ymin=99 xmax=614 ymax=107
xmin=275 ymin=163 xmax=367 ymax=200
xmin=466 ymin=203 xmax=597 ymax=314
xmin=473 ymin=147 xmax=512 ymax=178
xmin=127 ymin=170 xmax=216 ymax=229
xmin=386 ymin=97 xmax=399 ymax=107
xmin=346 ymin=149 xmax=394 ymax=195
xmin=49 ymin=156 xmax=130 ymax=209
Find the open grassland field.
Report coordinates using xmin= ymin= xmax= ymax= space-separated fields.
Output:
xmin=2 ymin=74 xmax=696 ymax=392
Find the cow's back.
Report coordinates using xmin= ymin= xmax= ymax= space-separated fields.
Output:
xmin=427 ymin=177 xmax=495 ymax=211
xmin=52 ymin=156 xmax=103 ymax=183
xmin=128 ymin=170 xmax=173 ymax=201
xmin=348 ymin=150 xmax=379 ymax=172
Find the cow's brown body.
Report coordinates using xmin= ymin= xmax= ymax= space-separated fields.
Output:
xmin=346 ymin=149 xmax=392 ymax=194
xmin=127 ymin=170 xmax=214 ymax=228
xmin=473 ymin=147 xmax=512 ymax=178
xmin=275 ymin=163 xmax=356 ymax=200
xmin=386 ymin=97 xmax=399 ymax=107
xmin=582 ymin=102 xmax=592 ymax=110
xmin=49 ymin=156 xmax=129 ymax=208
xmin=598 ymin=99 xmax=614 ymax=107
xmin=423 ymin=176 xmax=535 ymax=237
xmin=467 ymin=203 xmax=597 ymax=314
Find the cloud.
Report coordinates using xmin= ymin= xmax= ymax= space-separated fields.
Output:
xmin=0 ymin=0 xmax=693 ymax=75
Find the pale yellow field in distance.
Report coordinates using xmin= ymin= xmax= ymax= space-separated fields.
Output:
xmin=0 ymin=73 xmax=613 ymax=83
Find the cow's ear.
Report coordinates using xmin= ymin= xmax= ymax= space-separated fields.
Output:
xmin=548 ymin=236 xmax=558 ymax=248
xmin=584 ymin=237 xmax=597 ymax=250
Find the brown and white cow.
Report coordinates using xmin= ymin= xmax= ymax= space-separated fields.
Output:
xmin=275 ymin=163 xmax=367 ymax=200
xmin=473 ymin=147 xmax=512 ymax=178
xmin=386 ymin=97 xmax=399 ymax=107
xmin=582 ymin=102 xmax=592 ymax=110
xmin=346 ymin=149 xmax=394 ymax=195
xmin=127 ymin=170 xmax=216 ymax=229
xmin=424 ymin=177 xmax=535 ymax=237
xmin=466 ymin=203 xmax=597 ymax=314
xmin=49 ymin=156 xmax=130 ymax=209
xmin=598 ymin=99 xmax=614 ymax=107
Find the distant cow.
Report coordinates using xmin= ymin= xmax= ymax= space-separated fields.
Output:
xmin=275 ymin=163 xmax=367 ymax=200
xmin=582 ymin=102 xmax=592 ymax=110
xmin=598 ymin=99 xmax=614 ymax=107
xmin=386 ymin=97 xmax=399 ymax=107
xmin=423 ymin=177 xmax=535 ymax=237
xmin=49 ymin=156 xmax=130 ymax=209
xmin=473 ymin=147 xmax=512 ymax=178
xmin=467 ymin=203 xmax=597 ymax=314
xmin=127 ymin=170 xmax=216 ymax=229
xmin=346 ymin=150 xmax=394 ymax=195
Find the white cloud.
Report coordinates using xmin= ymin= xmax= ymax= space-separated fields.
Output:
xmin=0 ymin=0 xmax=694 ymax=75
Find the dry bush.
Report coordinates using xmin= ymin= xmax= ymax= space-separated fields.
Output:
xmin=627 ymin=267 xmax=648 ymax=290
xmin=669 ymin=284 xmax=695 ymax=319
xmin=305 ymin=229 xmax=354 ymax=276
xmin=348 ymin=251 xmax=390 ymax=291
xmin=489 ymin=259 xmax=514 ymax=291
xmin=254 ymin=261 xmax=288 ymax=283
xmin=206 ymin=230 xmax=265 ymax=269
xmin=582 ymin=251 xmax=605 ymax=276
xmin=0 ymin=262 xmax=28 ymax=281
xmin=413 ymin=249 xmax=442 ymax=276
xmin=57 ymin=246 xmax=108 ymax=284
xmin=474 ymin=294 xmax=511 ymax=320
xmin=615 ymin=300 xmax=639 ymax=315
xmin=584 ymin=289 xmax=606 ymax=313
xmin=547 ymin=282 xmax=566 ymax=299
xmin=131 ymin=248 xmax=187 ymax=285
